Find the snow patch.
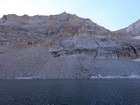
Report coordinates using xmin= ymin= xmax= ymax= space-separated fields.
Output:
xmin=132 ymin=58 xmax=140 ymax=62
xmin=91 ymin=74 xmax=140 ymax=79
xmin=134 ymin=36 xmax=140 ymax=40
xmin=15 ymin=77 xmax=33 ymax=80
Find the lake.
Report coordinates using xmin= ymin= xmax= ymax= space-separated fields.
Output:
xmin=0 ymin=79 xmax=140 ymax=105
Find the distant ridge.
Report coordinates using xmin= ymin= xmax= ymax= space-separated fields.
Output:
xmin=116 ymin=19 xmax=140 ymax=36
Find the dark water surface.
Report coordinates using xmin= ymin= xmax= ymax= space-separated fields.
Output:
xmin=0 ymin=79 xmax=140 ymax=105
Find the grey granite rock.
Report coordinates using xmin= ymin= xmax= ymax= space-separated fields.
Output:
xmin=0 ymin=12 xmax=140 ymax=79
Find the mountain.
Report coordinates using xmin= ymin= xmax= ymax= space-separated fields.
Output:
xmin=0 ymin=12 xmax=110 ymax=35
xmin=116 ymin=19 xmax=140 ymax=36
xmin=0 ymin=12 xmax=140 ymax=79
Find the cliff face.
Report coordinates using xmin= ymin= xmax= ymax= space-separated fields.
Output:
xmin=0 ymin=12 xmax=140 ymax=79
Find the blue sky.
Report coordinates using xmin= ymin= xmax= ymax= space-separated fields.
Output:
xmin=0 ymin=0 xmax=140 ymax=31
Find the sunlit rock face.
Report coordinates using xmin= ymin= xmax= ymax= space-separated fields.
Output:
xmin=0 ymin=12 xmax=140 ymax=79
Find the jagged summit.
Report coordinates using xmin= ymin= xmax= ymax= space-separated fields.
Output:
xmin=116 ymin=19 xmax=140 ymax=36
xmin=0 ymin=12 xmax=110 ymax=36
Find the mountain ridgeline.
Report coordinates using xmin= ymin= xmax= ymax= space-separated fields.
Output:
xmin=116 ymin=19 xmax=140 ymax=36
xmin=0 ymin=12 xmax=140 ymax=79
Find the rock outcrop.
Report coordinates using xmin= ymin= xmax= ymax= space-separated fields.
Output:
xmin=0 ymin=12 xmax=140 ymax=79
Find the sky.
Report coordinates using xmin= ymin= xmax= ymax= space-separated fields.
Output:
xmin=0 ymin=0 xmax=140 ymax=31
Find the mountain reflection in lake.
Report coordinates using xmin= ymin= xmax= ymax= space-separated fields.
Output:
xmin=0 ymin=79 xmax=140 ymax=105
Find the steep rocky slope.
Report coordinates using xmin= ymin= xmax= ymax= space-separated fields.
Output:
xmin=0 ymin=12 xmax=140 ymax=79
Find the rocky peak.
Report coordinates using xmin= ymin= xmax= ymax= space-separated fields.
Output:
xmin=0 ymin=12 xmax=110 ymax=36
xmin=116 ymin=19 xmax=140 ymax=36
